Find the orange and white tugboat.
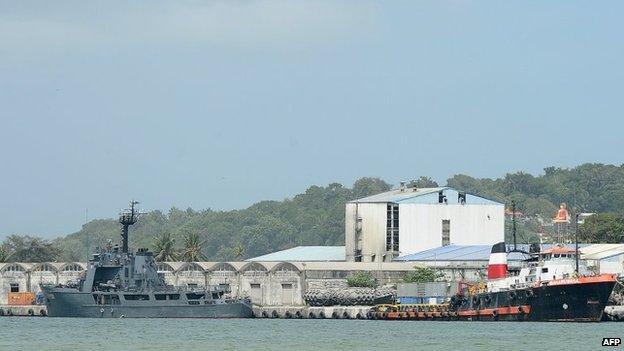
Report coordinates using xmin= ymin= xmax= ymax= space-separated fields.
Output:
xmin=451 ymin=242 xmax=618 ymax=322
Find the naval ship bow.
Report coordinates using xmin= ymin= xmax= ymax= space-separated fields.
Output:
xmin=43 ymin=201 xmax=253 ymax=318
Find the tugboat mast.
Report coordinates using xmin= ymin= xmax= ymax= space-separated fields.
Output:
xmin=511 ymin=200 xmax=517 ymax=251
xmin=119 ymin=200 xmax=140 ymax=254
xmin=575 ymin=213 xmax=580 ymax=274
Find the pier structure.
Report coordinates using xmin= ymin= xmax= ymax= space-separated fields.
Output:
xmin=0 ymin=260 xmax=492 ymax=306
xmin=0 ymin=261 xmax=422 ymax=306
xmin=2 ymin=244 xmax=622 ymax=306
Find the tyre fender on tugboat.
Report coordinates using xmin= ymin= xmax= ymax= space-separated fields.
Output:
xmin=472 ymin=295 xmax=480 ymax=307
xmin=517 ymin=305 xmax=528 ymax=321
xmin=484 ymin=294 xmax=492 ymax=304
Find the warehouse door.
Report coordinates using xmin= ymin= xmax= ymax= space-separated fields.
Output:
xmin=250 ymin=283 xmax=262 ymax=305
xmin=281 ymin=284 xmax=293 ymax=305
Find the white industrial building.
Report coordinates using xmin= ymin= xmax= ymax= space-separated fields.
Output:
xmin=345 ymin=185 xmax=504 ymax=262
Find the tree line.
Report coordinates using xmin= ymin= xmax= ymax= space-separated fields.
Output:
xmin=1 ymin=163 xmax=623 ymax=263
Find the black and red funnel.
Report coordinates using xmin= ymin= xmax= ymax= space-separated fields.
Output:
xmin=487 ymin=242 xmax=508 ymax=279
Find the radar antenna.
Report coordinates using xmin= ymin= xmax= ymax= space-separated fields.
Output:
xmin=119 ymin=200 xmax=141 ymax=254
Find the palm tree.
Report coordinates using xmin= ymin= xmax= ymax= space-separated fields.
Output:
xmin=233 ymin=244 xmax=246 ymax=260
xmin=181 ymin=232 xmax=207 ymax=262
xmin=0 ymin=245 xmax=10 ymax=263
xmin=153 ymin=233 xmax=179 ymax=261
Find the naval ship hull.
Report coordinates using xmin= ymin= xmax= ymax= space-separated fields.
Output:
xmin=455 ymin=275 xmax=616 ymax=322
xmin=44 ymin=288 xmax=253 ymax=318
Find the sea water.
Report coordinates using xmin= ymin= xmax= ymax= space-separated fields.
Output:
xmin=1 ymin=317 xmax=621 ymax=351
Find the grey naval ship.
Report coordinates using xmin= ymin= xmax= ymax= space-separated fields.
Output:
xmin=42 ymin=201 xmax=253 ymax=318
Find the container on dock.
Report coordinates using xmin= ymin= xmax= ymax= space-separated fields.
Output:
xmin=397 ymin=296 xmax=445 ymax=304
xmin=397 ymin=282 xmax=453 ymax=297
xmin=396 ymin=282 xmax=456 ymax=305
xmin=8 ymin=292 xmax=35 ymax=305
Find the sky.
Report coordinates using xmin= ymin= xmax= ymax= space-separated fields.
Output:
xmin=1 ymin=1 xmax=623 ymax=239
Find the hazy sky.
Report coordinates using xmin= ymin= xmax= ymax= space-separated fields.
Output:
xmin=1 ymin=1 xmax=623 ymax=239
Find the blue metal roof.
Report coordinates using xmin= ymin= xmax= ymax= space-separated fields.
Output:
xmin=350 ymin=187 xmax=503 ymax=205
xmin=246 ymin=246 xmax=345 ymax=262
xmin=396 ymin=245 xmax=495 ymax=261
xmin=396 ymin=244 xmax=592 ymax=262
xmin=351 ymin=187 xmax=448 ymax=203
xmin=396 ymin=245 xmax=525 ymax=261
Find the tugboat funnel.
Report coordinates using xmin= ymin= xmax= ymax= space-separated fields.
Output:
xmin=487 ymin=242 xmax=508 ymax=279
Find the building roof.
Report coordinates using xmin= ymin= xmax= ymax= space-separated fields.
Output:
xmin=395 ymin=244 xmax=531 ymax=262
xmin=291 ymin=261 xmax=417 ymax=271
xmin=350 ymin=186 xmax=503 ymax=205
xmin=395 ymin=243 xmax=622 ymax=262
xmin=350 ymin=187 xmax=448 ymax=203
xmin=541 ymin=246 xmax=576 ymax=255
xmin=246 ymin=246 xmax=346 ymax=262
xmin=581 ymin=244 xmax=624 ymax=260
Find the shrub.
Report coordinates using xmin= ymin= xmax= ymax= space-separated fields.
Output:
xmin=403 ymin=266 xmax=445 ymax=283
xmin=346 ymin=271 xmax=378 ymax=288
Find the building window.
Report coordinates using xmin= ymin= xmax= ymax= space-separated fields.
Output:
xmin=442 ymin=220 xmax=450 ymax=246
xmin=35 ymin=264 xmax=54 ymax=272
xmin=156 ymin=263 xmax=174 ymax=272
xmin=386 ymin=204 xmax=399 ymax=251
xmin=183 ymin=264 xmax=201 ymax=272
xmin=4 ymin=264 xmax=24 ymax=272
xmin=63 ymin=264 xmax=83 ymax=272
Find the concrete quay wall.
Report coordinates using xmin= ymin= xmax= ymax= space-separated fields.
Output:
xmin=252 ymin=305 xmax=371 ymax=319
xmin=0 ymin=304 xmax=47 ymax=317
xmin=0 ymin=261 xmax=488 ymax=306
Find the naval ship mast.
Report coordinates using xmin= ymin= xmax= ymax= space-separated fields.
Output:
xmin=119 ymin=200 xmax=140 ymax=254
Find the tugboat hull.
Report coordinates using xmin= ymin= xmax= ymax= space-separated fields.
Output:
xmin=456 ymin=275 xmax=617 ymax=322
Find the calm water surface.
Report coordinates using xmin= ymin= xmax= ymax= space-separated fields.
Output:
xmin=2 ymin=317 xmax=621 ymax=351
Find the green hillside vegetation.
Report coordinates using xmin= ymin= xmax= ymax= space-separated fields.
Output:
xmin=52 ymin=177 xmax=392 ymax=261
xmin=447 ymin=163 xmax=624 ymax=244
xmin=1 ymin=163 xmax=623 ymax=263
